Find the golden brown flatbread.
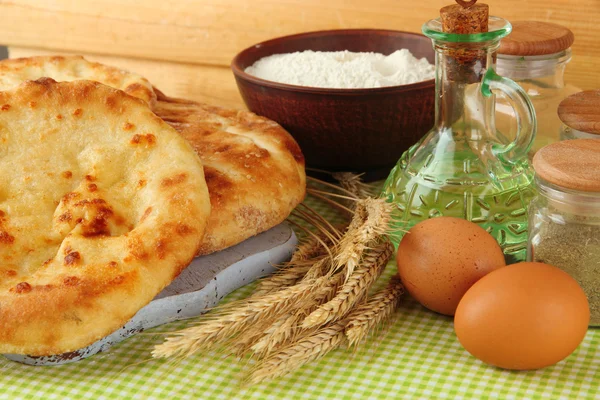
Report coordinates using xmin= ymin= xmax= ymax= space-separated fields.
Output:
xmin=0 ymin=79 xmax=210 ymax=355
xmin=0 ymin=56 xmax=306 ymax=255
xmin=153 ymin=90 xmax=305 ymax=254
xmin=0 ymin=55 xmax=156 ymax=106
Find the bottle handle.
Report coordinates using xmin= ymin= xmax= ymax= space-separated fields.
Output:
xmin=481 ymin=68 xmax=537 ymax=163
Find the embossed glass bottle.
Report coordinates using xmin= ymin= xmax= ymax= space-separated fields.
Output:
xmin=382 ymin=17 xmax=537 ymax=263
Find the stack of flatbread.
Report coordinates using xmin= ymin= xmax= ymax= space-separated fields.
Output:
xmin=0 ymin=56 xmax=305 ymax=356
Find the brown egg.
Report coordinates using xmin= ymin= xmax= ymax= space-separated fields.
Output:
xmin=396 ymin=217 xmax=505 ymax=316
xmin=455 ymin=262 xmax=589 ymax=370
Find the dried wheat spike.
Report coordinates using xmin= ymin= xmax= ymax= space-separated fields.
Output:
xmin=250 ymin=312 xmax=307 ymax=357
xmin=248 ymin=322 xmax=347 ymax=384
xmin=252 ymin=264 xmax=314 ymax=297
xmin=335 ymin=198 xmax=394 ymax=278
xmin=253 ymin=227 xmax=337 ymax=297
xmin=290 ymin=238 xmax=327 ymax=264
xmin=332 ymin=172 xmax=374 ymax=200
xmin=345 ymin=275 xmax=404 ymax=348
xmin=252 ymin=270 xmax=346 ymax=357
xmin=300 ymin=257 xmax=331 ymax=282
xmin=302 ymin=240 xmax=394 ymax=329
xmin=229 ymin=318 xmax=283 ymax=358
xmin=152 ymin=276 xmax=332 ymax=359
xmin=290 ymin=220 xmax=340 ymax=264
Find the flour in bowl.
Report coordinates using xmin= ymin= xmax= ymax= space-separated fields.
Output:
xmin=244 ymin=49 xmax=435 ymax=89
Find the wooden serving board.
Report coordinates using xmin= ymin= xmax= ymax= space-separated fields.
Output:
xmin=3 ymin=223 xmax=297 ymax=366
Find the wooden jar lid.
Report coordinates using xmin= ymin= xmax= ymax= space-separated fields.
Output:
xmin=533 ymin=139 xmax=600 ymax=192
xmin=498 ymin=21 xmax=574 ymax=56
xmin=558 ymin=90 xmax=600 ymax=134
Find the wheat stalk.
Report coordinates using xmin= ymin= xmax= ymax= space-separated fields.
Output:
xmin=289 ymin=225 xmax=336 ymax=264
xmin=297 ymin=203 xmax=344 ymax=241
xmin=253 ymin=225 xmax=338 ymax=297
xmin=300 ymin=256 xmax=332 ymax=282
xmin=302 ymin=240 xmax=393 ymax=329
xmin=335 ymin=198 xmax=394 ymax=278
xmin=252 ymin=264 xmax=314 ymax=297
xmin=254 ymin=224 xmax=335 ymax=297
xmin=248 ymin=322 xmax=347 ymax=385
xmin=250 ymin=270 xmax=345 ymax=357
xmin=345 ymin=275 xmax=405 ymax=348
xmin=250 ymin=312 xmax=308 ymax=357
xmin=306 ymin=175 xmax=360 ymax=199
xmin=291 ymin=208 xmax=340 ymax=246
xmin=228 ymin=314 xmax=287 ymax=358
xmin=152 ymin=276 xmax=331 ymax=359
xmin=152 ymin=173 xmax=403 ymax=385
xmin=332 ymin=172 xmax=374 ymax=200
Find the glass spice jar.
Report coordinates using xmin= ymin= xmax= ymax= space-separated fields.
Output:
xmin=558 ymin=90 xmax=600 ymax=141
xmin=495 ymin=21 xmax=580 ymax=155
xmin=528 ymin=139 xmax=600 ymax=326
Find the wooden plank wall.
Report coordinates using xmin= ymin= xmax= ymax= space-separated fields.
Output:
xmin=1 ymin=0 xmax=598 ymax=108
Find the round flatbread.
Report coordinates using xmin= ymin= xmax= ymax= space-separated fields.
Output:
xmin=0 ymin=55 xmax=306 ymax=255
xmin=153 ymin=90 xmax=305 ymax=254
xmin=0 ymin=79 xmax=210 ymax=356
xmin=0 ymin=55 xmax=156 ymax=106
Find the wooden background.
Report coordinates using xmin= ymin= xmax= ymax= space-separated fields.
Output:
xmin=0 ymin=0 xmax=598 ymax=109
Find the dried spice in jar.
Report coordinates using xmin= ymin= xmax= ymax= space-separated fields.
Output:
xmin=528 ymin=139 xmax=600 ymax=326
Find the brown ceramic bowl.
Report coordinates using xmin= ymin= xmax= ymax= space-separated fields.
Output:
xmin=231 ymin=29 xmax=435 ymax=178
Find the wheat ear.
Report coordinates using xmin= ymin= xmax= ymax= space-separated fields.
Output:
xmin=332 ymin=172 xmax=374 ymax=200
xmin=290 ymin=233 xmax=331 ymax=264
xmin=251 ymin=270 xmax=346 ymax=357
xmin=250 ymin=312 xmax=308 ymax=358
xmin=302 ymin=240 xmax=393 ymax=329
xmin=152 ymin=276 xmax=331 ymax=359
xmin=335 ymin=198 xmax=394 ymax=278
xmin=300 ymin=256 xmax=332 ymax=282
xmin=344 ymin=275 xmax=404 ymax=348
xmin=248 ymin=322 xmax=347 ymax=385
xmin=253 ymin=227 xmax=336 ymax=297
xmin=252 ymin=264 xmax=314 ymax=297
xmin=231 ymin=269 xmax=341 ymax=358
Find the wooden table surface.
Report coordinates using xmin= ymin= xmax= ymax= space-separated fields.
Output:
xmin=1 ymin=0 xmax=598 ymax=108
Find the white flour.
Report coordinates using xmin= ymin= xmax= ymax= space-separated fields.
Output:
xmin=244 ymin=49 xmax=435 ymax=89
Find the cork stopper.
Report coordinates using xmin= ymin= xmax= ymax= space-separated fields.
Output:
xmin=440 ymin=2 xmax=489 ymax=34
xmin=533 ymin=139 xmax=600 ymax=192
xmin=499 ymin=21 xmax=574 ymax=56
xmin=439 ymin=1 xmax=490 ymax=83
xmin=557 ymin=90 xmax=600 ymax=135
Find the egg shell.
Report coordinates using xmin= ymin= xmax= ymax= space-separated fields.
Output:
xmin=396 ymin=217 xmax=505 ymax=316
xmin=455 ymin=262 xmax=590 ymax=370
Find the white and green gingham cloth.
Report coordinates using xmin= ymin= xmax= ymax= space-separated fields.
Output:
xmin=0 ymin=198 xmax=598 ymax=399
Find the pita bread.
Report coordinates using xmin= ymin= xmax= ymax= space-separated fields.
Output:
xmin=0 ymin=79 xmax=210 ymax=355
xmin=153 ymin=90 xmax=305 ymax=254
xmin=0 ymin=56 xmax=156 ymax=106
xmin=0 ymin=56 xmax=306 ymax=255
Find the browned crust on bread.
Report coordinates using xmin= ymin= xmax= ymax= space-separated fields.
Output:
xmin=153 ymin=89 xmax=306 ymax=255
xmin=0 ymin=54 xmax=305 ymax=256
xmin=0 ymin=56 xmax=156 ymax=106
xmin=0 ymin=79 xmax=210 ymax=355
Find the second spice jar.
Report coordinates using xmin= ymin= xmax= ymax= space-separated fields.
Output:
xmin=528 ymin=139 xmax=600 ymax=326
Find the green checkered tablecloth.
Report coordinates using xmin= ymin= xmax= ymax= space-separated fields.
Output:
xmin=0 ymin=196 xmax=598 ymax=400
